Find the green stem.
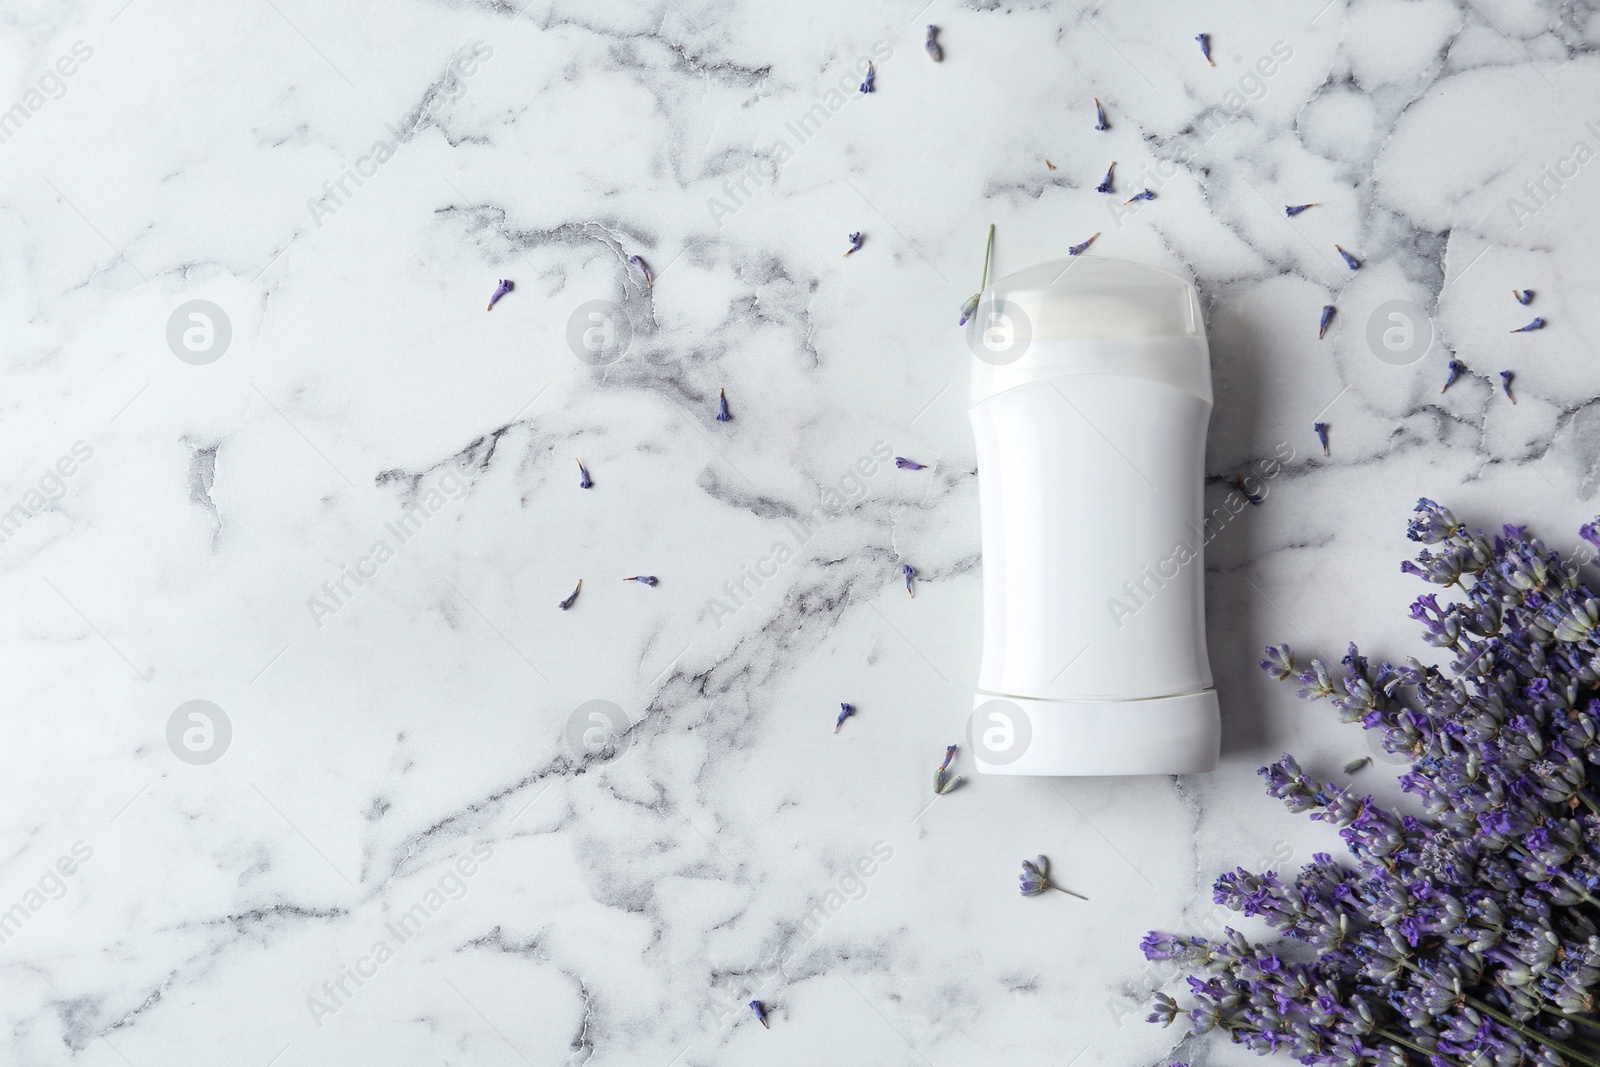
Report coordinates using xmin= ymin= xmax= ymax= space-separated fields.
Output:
xmin=1463 ymin=993 xmax=1600 ymax=1067
xmin=1045 ymin=879 xmax=1087 ymax=900
xmin=979 ymin=223 xmax=995 ymax=291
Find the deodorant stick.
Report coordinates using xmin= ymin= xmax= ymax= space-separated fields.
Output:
xmin=964 ymin=256 xmax=1220 ymax=776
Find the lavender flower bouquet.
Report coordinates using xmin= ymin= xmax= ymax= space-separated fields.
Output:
xmin=1142 ymin=499 xmax=1600 ymax=1067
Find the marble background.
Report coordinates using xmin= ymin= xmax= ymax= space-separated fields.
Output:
xmin=4 ymin=0 xmax=1600 ymax=1063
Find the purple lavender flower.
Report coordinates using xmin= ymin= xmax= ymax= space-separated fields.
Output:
xmin=1511 ymin=317 xmax=1546 ymax=332
xmin=1094 ymin=98 xmax=1109 ymax=131
xmin=902 ymin=563 xmax=916 ymax=597
xmin=1285 ymin=203 xmax=1318 ymax=217
xmin=1442 ymin=358 xmax=1465 ymax=393
xmin=924 ymin=25 xmax=942 ymax=62
xmin=749 ymin=1000 xmax=769 ymax=1028
xmin=1334 ymin=244 xmax=1361 ymax=270
xmin=1514 ymin=289 xmax=1534 ymax=305
xmin=895 ymin=457 xmax=926 ymax=470
xmin=843 ymin=231 xmax=863 ymax=257
xmin=1195 ymin=33 xmax=1213 ymax=66
xmin=576 ymin=459 xmax=592 ymax=489
xmin=628 ymin=254 xmax=651 ymax=288
xmin=622 ymin=575 xmax=657 ymax=586
xmin=959 ymin=293 xmax=980 ymax=326
xmin=1500 ymin=370 xmax=1516 ymax=404
xmin=1124 ymin=189 xmax=1155 ymax=204
xmin=858 ymin=63 xmax=874 ymax=93
xmin=1067 ymin=232 xmax=1100 ymax=257
xmin=933 ymin=744 xmax=961 ymax=794
xmin=1313 ymin=422 xmax=1328 ymax=456
xmin=1019 ymin=854 xmax=1087 ymax=898
xmin=1318 ymin=305 xmax=1334 ymax=340
xmin=559 ymin=579 xmax=581 ymax=611
xmin=486 ymin=278 xmax=513 ymax=310
xmin=716 ymin=388 xmax=730 ymax=422
xmin=1096 ymin=161 xmax=1116 ymax=194
xmin=834 ymin=702 xmax=853 ymax=733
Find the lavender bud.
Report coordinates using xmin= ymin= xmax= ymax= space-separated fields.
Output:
xmin=1513 ymin=288 xmax=1534 ymax=305
xmin=959 ymin=293 xmax=980 ymax=326
xmin=486 ymin=278 xmax=513 ymax=311
xmin=1195 ymin=33 xmax=1214 ymax=66
xmin=628 ymin=254 xmax=652 ymax=288
xmin=895 ymin=457 xmax=927 ymax=470
xmin=1096 ymin=161 xmax=1116 ymax=194
xmin=902 ymin=562 xmax=916 ymax=597
xmin=835 ymin=702 xmax=854 ymax=733
xmin=716 ymin=388 xmax=731 ymax=422
xmin=924 ymin=25 xmax=942 ymax=61
xmin=622 ymin=575 xmax=658 ymax=586
xmin=1511 ymin=317 xmax=1545 ymax=332
xmin=1259 ymin=644 xmax=1295 ymax=680
xmin=1068 ymin=232 xmax=1100 ymax=257
xmin=1334 ymin=245 xmax=1361 ymax=270
xmin=1318 ymin=305 xmax=1335 ymax=339
xmin=576 ymin=459 xmax=592 ymax=489
xmin=559 ymin=579 xmax=582 ymax=611
xmin=1442 ymin=359 xmax=1465 ymax=393
xmin=1285 ymin=203 xmax=1318 ymax=217
xmin=858 ymin=62 xmax=874 ymax=93
xmin=1314 ymin=422 xmax=1329 ymax=456
xmin=1500 ymin=370 xmax=1516 ymax=404
xmin=933 ymin=743 xmax=962 ymax=794
xmin=1124 ymin=189 xmax=1155 ymax=204
xmin=749 ymin=1000 xmax=769 ymax=1028
xmin=843 ymin=231 xmax=863 ymax=257
xmin=1342 ymin=757 xmax=1370 ymax=774
xmin=1094 ymin=98 xmax=1109 ymax=131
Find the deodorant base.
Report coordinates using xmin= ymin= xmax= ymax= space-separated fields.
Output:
xmin=968 ymin=690 xmax=1220 ymax=776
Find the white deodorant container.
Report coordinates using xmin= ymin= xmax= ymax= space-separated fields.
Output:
xmin=964 ymin=256 xmax=1220 ymax=776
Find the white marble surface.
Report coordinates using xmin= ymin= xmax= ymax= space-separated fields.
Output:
xmin=5 ymin=0 xmax=1600 ymax=1063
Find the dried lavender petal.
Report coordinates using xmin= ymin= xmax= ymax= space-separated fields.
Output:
xmin=1334 ymin=245 xmax=1361 ymax=270
xmin=843 ymin=231 xmax=863 ymax=257
xmin=487 ymin=278 xmax=513 ymax=311
xmin=559 ymin=579 xmax=582 ymax=611
xmin=902 ymin=562 xmax=916 ymax=597
xmin=628 ymin=254 xmax=652 ymax=288
xmin=1500 ymin=369 xmax=1516 ymax=403
xmin=1510 ymin=317 xmax=1545 ymax=332
xmin=1096 ymin=161 xmax=1116 ymax=194
xmin=858 ymin=62 xmax=874 ymax=93
xmin=958 ymin=293 xmax=980 ymax=326
xmin=623 ymin=575 xmax=658 ymax=586
xmin=924 ymin=25 xmax=942 ymax=61
xmin=1442 ymin=358 xmax=1465 ymax=393
xmin=1195 ymin=33 xmax=1213 ymax=65
xmin=1094 ymin=98 xmax=1108 ymax=131
xmin=576 ymin=459 xmax=592 ymax=489
xmin=834 ymin=702 xmax=854 ymax=733
xmin=716 ymin=388 xmax=730 ymax=422
xmin=1124 ymin=189 xmax=1155 ymax=203
xmin=1067 ymin=232 xmax=1100 ymax=257
xmin=1342 ymin=756 xmax=1370 ymax=774
xmin=1318 ymin=304 xmax=1335 ymax=340
xmin=1284 ymin=203 xmax=1318 ymax=217
xmin=895 ymin=457 xmax=926 ymax=470
xmin=749 ymin=1001 xmax=769 ymax=1028
xmin=1313 ymin=421 xmax=1329 ymax=456
xmin=1513 ymin=288 xmax=1534 ymax=305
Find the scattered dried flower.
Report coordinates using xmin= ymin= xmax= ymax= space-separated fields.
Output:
xmin=1334 ymin=245 xmax=1361 ymax=270
xmin=559 ymin=579 xmax=582 ymax=611
xmin=1442 ymin=358 xmax=1465 ymax=393
xmin=1094 ymin=98 xmax=1109 ymax=131
xmin=1514 ymin=288 xmax=1535 ymax=305
xmin=958 ymin=223 xmax=996 ymax=326
xmin=1511 ymin=317 xmax=1546 ymax=332
xmin=895 ymin=457 xmax=926 ymax=470
xmin=1096 ymin=161 xmax=1116 ymax=194
xmin=924 ymin=25 xmax=942 ymax=61
xmin=1341 ymin=756 xmax=1370 ymax=774
xmin=933 ymin=744 xmax=962 ymax=794
xmin=1284 ymin=203 xmax=1318 ymax=217
xmin=858 ymin=62 xmax=874 ymax=93
xmin=1195 ymin=33 xmax=1213 ymax=66
xmin=1318 ymin=305 xmax=1334 ymax=340
xmin=1313 ymin=422 xmax=1329 ymax=456
xmin=1500 ymin=369 xmax=1516 ymax=404
xmin=843 ymin=231 xmax=863 ymax=257
xmin=1019 ymin=854 xmax=1087 ymax=899
xmin=716 ymin=388 xmax=731 ymax=422
xmin=623 ymin=575 xmax=658 ymax=586
xmin=576 ymin=459 xmax=592 ymax=489
xmin=835 ymin=702 xmax=854 ymax=733
xmin=628 ymin=254 xmax=652 ymax=288
xmin=1125 ymin=189 xmax=1155 ymax=204
xmin=1068 ymin=232 xmax=1100 ymax=257
xmin=486 ymin=278 xmax=513 ymax=311
xmin=902 ymin=563 xmax=916 ymax=597
xmin=749 ymin=1000 xmax=769 ymax=1029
